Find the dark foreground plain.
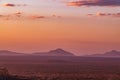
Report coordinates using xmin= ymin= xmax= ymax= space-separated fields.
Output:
xmin=1 ymin=56 xmax=120 ymax=80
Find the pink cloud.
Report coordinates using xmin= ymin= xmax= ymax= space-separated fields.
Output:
xmin=3 ymin=3 xmax=27 ymax=7
xmin=0 ymin=12 xmax=62 ymax=20
xmin=87 ymin=12 xmax=120 ymax=17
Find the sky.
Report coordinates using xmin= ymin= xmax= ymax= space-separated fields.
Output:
xmin=0 ymin=0 xmax=120 ymax=55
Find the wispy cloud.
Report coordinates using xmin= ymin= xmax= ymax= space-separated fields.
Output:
xmin=87 ymin=12 xmax=120 ymax=18
xmin=0 ymin=12 xmax=62 ymax=20
xmin=29 ymin=15 xmax=46 ymax=20
xmin=0 ymin=13 xmax=45 ymax=20
xmin=3 ymin=3 xmax=27 ymax=7
xmin=52 ymin=14 xmax=62 ymax=18
xmin=67 ymin=0 xmax=120 ymax=7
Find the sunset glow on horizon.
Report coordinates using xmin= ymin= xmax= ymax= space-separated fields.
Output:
xmin=0 ymin=0 xmax=120 ymax=55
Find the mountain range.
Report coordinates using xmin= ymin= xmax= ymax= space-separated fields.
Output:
xmin=0 ymin=48 xmax=75 ymax=56
xmin=0 ymin=49 xmax=120 ymax=57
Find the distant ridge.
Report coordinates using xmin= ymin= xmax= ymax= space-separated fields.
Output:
xmin=1 ymin=49 xmax=120 ymax=57
xmin=0 ymin=50 xmax=25 ymax=56
xmin=32 ymin=48 xmax=75 ymax=56
xmin=0 ymin=48 xmax=75 ymax=56
xmin=86 ymin=50 xmax=120 ymax=57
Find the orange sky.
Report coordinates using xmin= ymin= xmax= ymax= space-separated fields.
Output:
xmin=0 ymin=0 xmax=120 ymax=55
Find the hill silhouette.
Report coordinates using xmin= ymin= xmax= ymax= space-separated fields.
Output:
xmin=0 ymin=50 xmax=25 ymax=56
xmin=87 ymin=50 xmax=120 ymax=57
xmin=32 ymin=48 xmax=75 ymax=56
xmin=0 ymin=48 xmax=75 ymax=56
